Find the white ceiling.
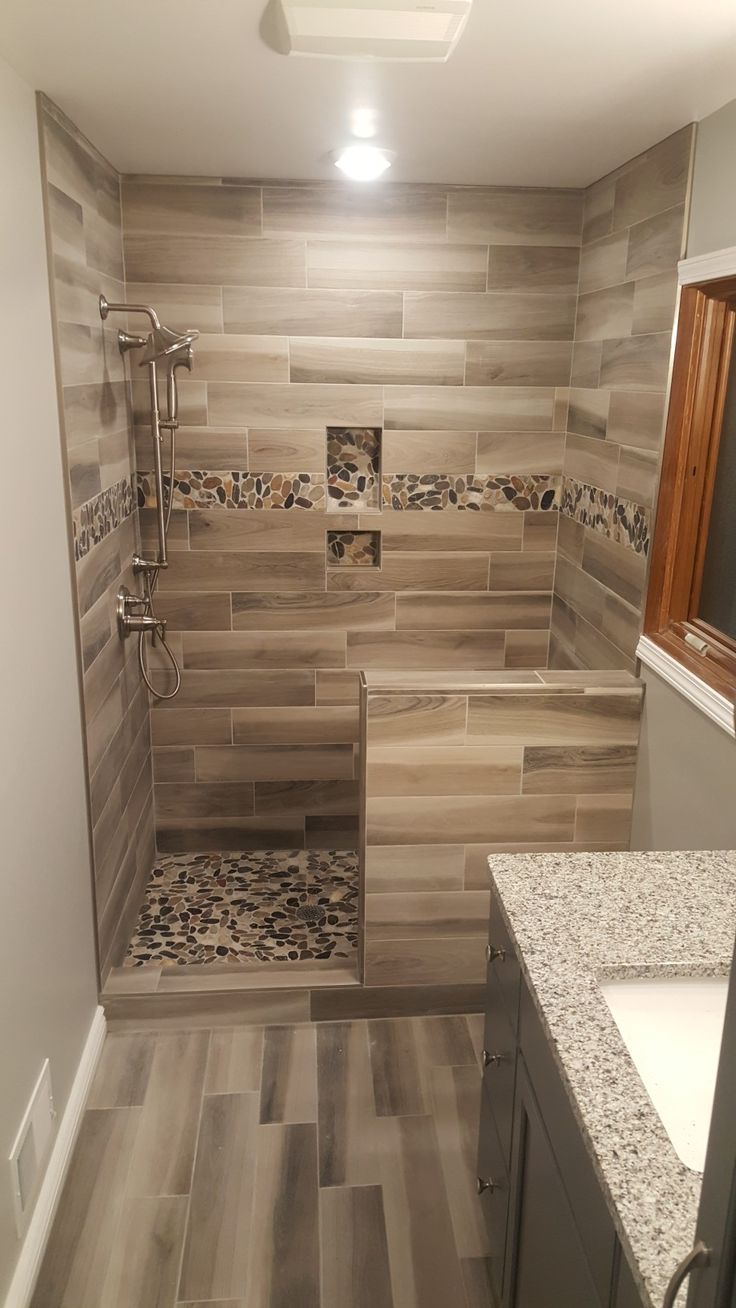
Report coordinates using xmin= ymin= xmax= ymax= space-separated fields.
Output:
xmin=2 ymin=0 xmax=736 ymax=186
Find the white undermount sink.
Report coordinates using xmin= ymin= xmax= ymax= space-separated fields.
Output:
xmin=600 ymin=976 xmax=728 ymax=1172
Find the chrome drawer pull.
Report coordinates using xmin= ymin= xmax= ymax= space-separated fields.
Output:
xmin=486 ymin=944 xmax=506 ymax=964
xmin=662 ymin=1241 xmax=709 ymax=1308
xmin=476 ymin=1176 xmax=497 ymax=1196
xmin=482 ymin=1049 xmax=505 ymax=1069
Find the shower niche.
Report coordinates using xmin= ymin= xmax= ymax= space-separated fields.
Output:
xmin=326 ymin=425 xmax=381 ymax=512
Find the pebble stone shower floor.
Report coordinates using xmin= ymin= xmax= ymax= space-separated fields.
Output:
xmin=123 ymin=849 xmax=359 ymax=968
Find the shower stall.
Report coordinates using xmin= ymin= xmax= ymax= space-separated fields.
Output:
xmin=36 ymin=94 xmax=688 ymax=1018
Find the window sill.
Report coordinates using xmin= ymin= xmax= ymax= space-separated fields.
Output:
xmin=636 ymin=634 xmax=736 ymax=738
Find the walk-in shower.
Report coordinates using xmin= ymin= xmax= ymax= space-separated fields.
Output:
xmin=98 ymin=294 xmax=199 ymax=701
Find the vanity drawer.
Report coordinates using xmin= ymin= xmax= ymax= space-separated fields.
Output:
xmin=488 ymin=887 xmax=521 ymax=1032
xmin=477 ymin=1083 xmax=510 ymax=1302
xmin=482 ymin=989 xmax=517 ymax=1169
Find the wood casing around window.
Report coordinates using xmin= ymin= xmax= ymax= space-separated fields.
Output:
xmin=645 ymin=279 xmax=736 ymax=699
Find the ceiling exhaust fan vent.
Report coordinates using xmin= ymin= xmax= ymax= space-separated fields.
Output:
xmin=276 ymin=0 xmax=473 ymax=61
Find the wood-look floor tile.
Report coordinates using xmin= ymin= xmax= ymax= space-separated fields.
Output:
xmin=368 ymin=1018 xmax=428 ymax=1117
xmin=259 ymin=1023 xmax=317 ymax=1123
xmin=380 ymin=1114 xmax=467 ymax=1308
xmin=101 ymin=1195 xmax=187 ymax=1308
xmin=127 ymin=1031 xmax=209 ymax=1196
xmin=178 ymin=1093 xmax=258 ymax=1303
xmin=320 ymin=1185 xmax=395 ymax=1308
xmin=317 ymin=1022 xmax=385 ymax=1187
xmin=414 ymin=1015 xmax=478 ymax=1069
xmin=461 ymin=1257 xmax=497 ymax=1308
xmin=206 ymin=1027 xmax=264 ymax=1093
xmin=31 ymin=1108 xmax=140 ymax=1308
xmin=430 ymin=1066 xmax=490 ymax=1258
xmin=87 ymin=1032 xmax=155 ymax=1107
xmin=244 ymin=1123 xmax=320 ymax=1308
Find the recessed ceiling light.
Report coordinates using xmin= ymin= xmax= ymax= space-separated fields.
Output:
xmin=333 ymin=144 xmax=393 ymax=181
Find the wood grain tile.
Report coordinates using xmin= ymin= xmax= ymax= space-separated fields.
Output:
xmin=581 ymin=531 xmax=647 ymax=607
xmin=124 ymin=233 xmax=305 ymax=286
xmin=578 ymin=231 xmax=628 ymax=294
xmin=328 ymin=553 xmax=490 ymax=593
xmin=565 ymin=431 xmax=619 ymax=491
xmin=150 ymin=707 xmax=231 ymax=746
xmin=467 ymin=691 xmax=642 ymax=746
xmin=381 ymin=429 xmax=477 ymax=474
xmin=195 ymin=744 xmax=353 ymax=782
xmin=232 ymin=591 xmax=395 ymax=631
xmin=320 ymin=1186 xmax=395 ymax=1308
xmin=616 ymin=443 xmax=659 ymax=507
xmin=396 ymin=592 xmax=551 ymax=631
xmin=567 ymin=387 xmax=611 ymax=441
xmin=626 ymin=204 xmax=685 ymax=280
xmin=575 ymin=792 xmax=633 ymax=842
xmin=466 ymin=340 xmax=573 ymax=387
xmin=599 ymin=331 xmax=671 ymax=392
xmin=155 ymin=782 xmax=255 ymax=819
xmin=366 ymin=891 xmax=489 ymax=940
xmin=612 ymin=126 xmax=692 ymax=230
xmin=127 ymin=1031 xmax=209 ymax=1196
xmin=366 ymin=793 xmax=576 ymax=846
xmin=206 ymin=1028 xmax=265 ymax=1093
xmin=366 ymin=745 xmax=522 ymax=796
xmin=489 ymin=552 xmax=555 ymax=592
xmin=475 ymin=429 xmax=564 ymax=475
xmin=522 ymin=745 xmax=638 ymax=794
xmin=366 ymin=693 xmax=467 ymax=747
xmin=317 ymin=1021 xmax=385 ymax=1187
xmin=232 ymin=706 xmax=359 ymax=744
xmin=209 ymin=381 xmax=382 ymax=428
xmin=101 ymin=1196 xmax=187 ymax=1308
xmin=376 ymin=507 xmax=522 ymax=552
xmin=404 ymin=290 xmax=577 ymax=341
xmin=364 ymin=938 xmax=486 ymax=988
xmin=244 ymin=1122 xmax=320 ymax=1308
xmin=151 ymin=668 xmax=315 ymax=708
xmin=159 ymin=550 xmax=324 ymax=593
xmin=384 ymin=384 xmax=554 ymax=431
xmin=153 ymin=592 xmax=232 ymax=631
xmin=254 ymin=779 xmax=359 ymax=816
xmin=447 ymin=188 xmax=582 ymax=246
xmin=316 ymin=669 xmax=361 ymax=704
xmin=124 ymin=280 xmax=224 ymax=332
xmin=263 ymin=184 xmax=447 ymax=240
xmin=576 ymin=283 xmax=634 ymax=341
xmin=430 ymin=1065 xmax=489 ymax=1258
xmin=183 ymin=630 xmax=346 ymax=669
xmin=632 ymin=271 xmax=678 ymax=336
xmin=87 ymin=1033 xmax=154 ymax=1108
xmin=290 ymin=336 xmax=465 ymax=385
xmin=369 ymin=1018 xmax=427 ymax=1116
xmin=259 ymin=1024 xmax=317 ymax=1123
xmin=365 ymin=844 xmax=465 ymax=894
xmin=348 ymin=630 xmax=506 ymax=671
xmin=308 ymin=237 xmax=487 ymax=291
xmin=247 ymin=427 xmax=327 ymax=472
xmin=606 ymin=390 xmax=666 ymax=452
xmin=122 ymin=181 xmax=261 ymax=236
xmin=188 ymin=511 xmax=332 ymax=553
xmin=194 ymin=332 xmax=288 ymax=382
xmin=30 ymin=1108 xmax=140 ymax=1308
xmin=177 ymin=1092 xmax=258 ymax=1302
xmin=223 ymin=284 xmax=402 ymax=337
xmin=487 ymin=244 xmax=580 ymax=291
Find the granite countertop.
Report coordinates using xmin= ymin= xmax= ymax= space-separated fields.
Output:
xmin=488 ymin=851 xmax=736 ymax=1308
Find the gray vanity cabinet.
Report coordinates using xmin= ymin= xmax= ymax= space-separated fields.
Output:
xmin=478 ymin=886 xmax=643 ymax=1308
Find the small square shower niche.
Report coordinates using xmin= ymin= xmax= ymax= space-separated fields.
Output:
xmin=326 ymin=426 xmax=381 ymax=512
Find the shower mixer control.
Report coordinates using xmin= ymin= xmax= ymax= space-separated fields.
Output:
xmin=116 ymin=586 xmax=167 ymax=640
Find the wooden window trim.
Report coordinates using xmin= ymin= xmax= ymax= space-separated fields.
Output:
xmin=644 ymin=279 xmax=736 ymax=700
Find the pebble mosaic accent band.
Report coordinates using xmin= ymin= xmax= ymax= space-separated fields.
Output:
xmin=560 ymin=476 xmax=651 ymax=556
xmin=138 ymin=471 xmax=326 ymax=511
xmin=73 ymin=476 xmax=135 ymax=563
xmin=383 ymin=473 xmax=561 ymax=512
xmin=327 ymin=426 xmax=381 ymax=511
xmin=124 ymin=848 xmax=359 ymax=967
xmin=327 ymin=530 xmax=380 ymax=568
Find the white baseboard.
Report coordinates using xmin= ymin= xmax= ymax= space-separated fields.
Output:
xmin=3 ymin=1005 xmax=106 ymax=1308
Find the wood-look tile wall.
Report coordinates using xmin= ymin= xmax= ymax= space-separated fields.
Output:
xmin=120 ymin=176 xmax=584 ymax=851
xmin=551 ymin=126 xmax=695 ymax=670
xmin=38 ymin=98 xmax=155 ymax=977
xmin=361 ymin=670 xmax=643 ymax=987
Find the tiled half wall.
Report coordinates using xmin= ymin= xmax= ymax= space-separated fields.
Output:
xmin=361 ymin=670 xmax=644 ymax=988
xmin=120 ymin=175 xmax=585 ymax=851
xmin=38 ymin=98 xmax=155 ymax=978
xmin=551 ymin=126 xmax=695 ymax=670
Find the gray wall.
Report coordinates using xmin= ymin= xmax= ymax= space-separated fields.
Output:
xmin=631 ymin=97 xmax=736 ymax=851
xmin=0 ymin=54 xmax=98 ymax=1297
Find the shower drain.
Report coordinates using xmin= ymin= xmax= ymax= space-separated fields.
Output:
xmin=295 ymin=904 xmax=324 ymax=924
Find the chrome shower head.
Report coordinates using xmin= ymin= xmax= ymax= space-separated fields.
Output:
xmin=138 ymin=324 xmax=199 ymax=365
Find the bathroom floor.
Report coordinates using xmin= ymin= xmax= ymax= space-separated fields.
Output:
xmin=31 ymin=1012 xmax=490 ymax=1308
xmin=123 ymin=849 xmax=359 ymax=969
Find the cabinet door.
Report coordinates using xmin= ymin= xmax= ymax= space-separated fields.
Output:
xmin=504 ymin=1058 xmax=603 ymax=1308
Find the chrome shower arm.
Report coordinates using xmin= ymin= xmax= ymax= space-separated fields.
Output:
xmin=99 ymin=294 xmax=161 ymax=330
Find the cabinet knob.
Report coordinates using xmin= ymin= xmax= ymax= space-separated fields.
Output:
xmin=476 ymin=1176 xmax=497 ymax=1196
xmin=482 ymin=1049 xmax=505 ymax=1069
xmin=485 ymin=944 xmax=506 ymax=964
